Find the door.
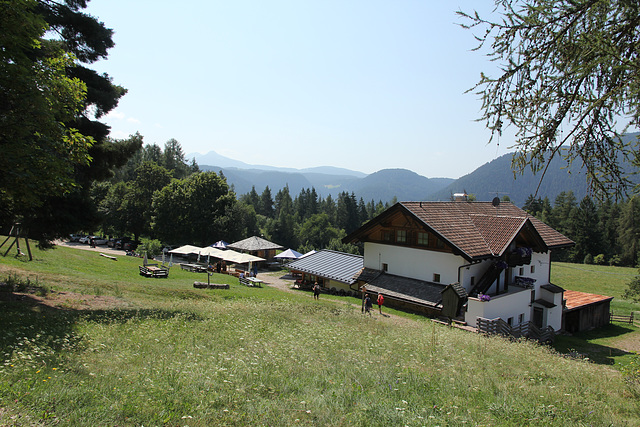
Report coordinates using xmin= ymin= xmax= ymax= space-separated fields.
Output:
xmin=533 ymin=307 xmax=544 ymax=328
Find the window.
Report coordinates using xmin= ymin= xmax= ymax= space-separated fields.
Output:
xmin=382 ymin=263 xmax=388 ymax=272
xmin=470 ymin=276 xmax=475 ymax=287
xmin=382 ymin=231 xmax=393 ymax=242
xmin=519 ymin=267 xmax=524 ymax=275
xmin=518 ymin=313 xmax=525 ymax=324
xmin=507 ymin=317 xmax=513 ymax=326
xmin=417 ymin=232 xmax=429 ymax=246
xmin=396 ymin=230 xmax=407 ymax=243
xmin=436 ymin=238 xmax=445 ymax=249
xmin=433 ymin=273 xmax=441 ymax=283
xmin=530 ymin=265 xmax=535 ymax=274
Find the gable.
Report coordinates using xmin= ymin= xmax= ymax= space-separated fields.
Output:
xmin=350 ymin=208 xmax=458 ymax=255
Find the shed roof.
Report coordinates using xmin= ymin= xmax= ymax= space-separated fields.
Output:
xmin=357 ymin=270 xmax=446 ymax=308
xmin=286 ymin=250 xmax=363 ymax=285
xmin=563 ymin=290 xmax=613 ymax=311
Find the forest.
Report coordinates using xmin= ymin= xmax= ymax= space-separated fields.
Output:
xmin=93 ymin=140 xmax=640 ymax=268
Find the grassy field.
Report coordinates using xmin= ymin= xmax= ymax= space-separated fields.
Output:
xmin=551 ymin=262 xmax=640 ymax=369
xmin=0 ymin=244 xmax=639 ymax=425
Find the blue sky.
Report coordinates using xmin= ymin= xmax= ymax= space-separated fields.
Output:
xmin=86 ymin=0 xmax=510 ymax=179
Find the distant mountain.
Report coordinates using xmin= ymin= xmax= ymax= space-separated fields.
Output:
xmin=198 ymin=162 xmax=453 ymax=202
xmin=431 ymin=132 xmax=640 ymax=207
xmin=187 ymin=151 xmax=366 ymax=178
xmin=193 ymin=134 xmax=639 ymax=207
xmin=428 ymin=154 xmax=591 ymax=207
xmin=351 ymin=169 xmax=454 ymax=202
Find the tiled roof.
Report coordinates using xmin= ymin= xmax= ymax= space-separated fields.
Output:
xmin=228 ymin=236 xmax=284 ymax=251
xmin=354 ymin=267 xmax=383 ymax=283
xmin=362 ymin=273 xmax=446 ymax=308
xmin=564 ymin=290 xmax=613 ymax=311
xmin=286 ymin=250 xmax=363 ymax=285
xmin=400 ymin=201 xmax=574 ymax=259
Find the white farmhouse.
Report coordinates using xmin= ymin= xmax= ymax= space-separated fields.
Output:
xmin=343 ymin=200 xmax=580 ymax=332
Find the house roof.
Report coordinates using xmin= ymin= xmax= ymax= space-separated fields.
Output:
xmin=344 ymin=201 xmax=574 ymax=261
xmin=563 ymin=290 xmax=613 ymax=311
xmin=357 ymin=270 xmax=446 ymax=308
xmin=227 ymin=236 xmax=284 ymax=252
xmin=286 ymin=250 xmax=363 ymax=285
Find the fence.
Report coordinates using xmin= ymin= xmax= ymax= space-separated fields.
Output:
xmin=476 ymin=317 xmax=555 ymax=343
xmin=610 ymin=311 xmax=634 ymax=324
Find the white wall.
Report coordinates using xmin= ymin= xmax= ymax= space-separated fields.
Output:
xmin=459 ymin=260 xmax=491 ymax=293
xmin=364 ymin=242 xmax=463 ymax=284
xmin=466 ymin=288 xmax=532 ymax=328
xmin=539 ymin=286 xmax=564 ymax=330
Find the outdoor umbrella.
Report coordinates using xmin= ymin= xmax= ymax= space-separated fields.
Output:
xmin=211 ymin=240 xmax=229 ymax=249
xmin=274 ymin=248 xmax=303 ymax=260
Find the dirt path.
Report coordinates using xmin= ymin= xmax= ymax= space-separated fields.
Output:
xmin=54 ymin=240 xmax=125 ymax=257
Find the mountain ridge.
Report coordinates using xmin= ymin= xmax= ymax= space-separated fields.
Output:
xmin=192 ymin=134 xmax=639 ymax=207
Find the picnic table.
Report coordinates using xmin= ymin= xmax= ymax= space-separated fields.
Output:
xmin=180 ymin=263 xmax=207 ymax=273
xmin=239 ymin=276 xmax=263 ymax=287
xmin=139 ymin=264 xmax=169 ymax=278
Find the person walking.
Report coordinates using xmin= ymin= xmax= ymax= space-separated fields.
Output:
xmin=313 ymin=282 xmax=320 ymax=300
xmin=364 ymin=294 xmax=372 ymax=316
xmin=377 ymin=293 xmax=384 ymax=314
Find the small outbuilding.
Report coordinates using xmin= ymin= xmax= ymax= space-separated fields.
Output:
xmin=563 ymin=290 xmax=613 ymax=333
xmin=227 ymin=236 xmax=284 ymax=262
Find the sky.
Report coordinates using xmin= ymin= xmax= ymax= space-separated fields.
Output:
xmin=85 ymin=0 xmax=511 ymax=179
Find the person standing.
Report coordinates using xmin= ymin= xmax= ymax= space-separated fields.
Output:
xmin=377 ymin=293 xmax=384 ymax=314
xmin=313 ymin=282 xmax=320 ymax=300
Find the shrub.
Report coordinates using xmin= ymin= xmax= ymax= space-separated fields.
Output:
xmin=140 ymin=238 xmax=163 ymax=258
xmin=594 ymin=254 xmax=606 ymax=265
xmin=583 ymin=254 xmax=594 ymax=265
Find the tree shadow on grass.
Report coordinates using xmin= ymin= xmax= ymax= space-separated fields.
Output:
xmin=0 ymin=290 xmax=206 ymax=361
xmin=554 ymin=323 xmax=637 ymax=365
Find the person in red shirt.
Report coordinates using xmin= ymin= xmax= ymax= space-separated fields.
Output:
xmin=377 ymin=293 xmax=384 ymax=314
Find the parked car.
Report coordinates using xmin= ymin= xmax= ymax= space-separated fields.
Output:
xmin=92 ymin=237 xmax=108 ymax=245
xmin=115 ymin=238 xmax=138 ymax=251
xmin=78 ymin=236 xmax=92 ymax=244
xmin=123 ymin=241 xmax=139 ymax=251
xmin=69 ymin=234 xmax=85 ymax=242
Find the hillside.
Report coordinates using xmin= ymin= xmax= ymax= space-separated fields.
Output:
xmin=0 ymin=246 xmax=638 ymax=425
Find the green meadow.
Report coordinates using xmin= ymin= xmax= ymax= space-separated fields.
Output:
xmin=0 ymin=245 xmax=639 ymax=426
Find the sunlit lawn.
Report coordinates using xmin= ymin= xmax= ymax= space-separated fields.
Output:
xmin=0 ymin=244 xmax=639 ymax=425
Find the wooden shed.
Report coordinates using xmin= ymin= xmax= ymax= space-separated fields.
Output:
xmin=562 ymin=290 xmax=613 ymax=333
xmin=441 ymin=283 xmax=468 ymax=320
